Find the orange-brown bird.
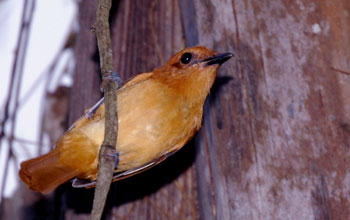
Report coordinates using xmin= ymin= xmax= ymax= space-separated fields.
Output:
xmin=19 ymin=46 xmax=233 ymax=194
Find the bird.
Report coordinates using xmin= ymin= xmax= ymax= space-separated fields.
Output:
xmin=19 ymin=46 xmax=233 ymax=194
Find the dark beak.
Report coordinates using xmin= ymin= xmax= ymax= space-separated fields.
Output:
xmin=202 ymin=53 xmax=233 ymax=66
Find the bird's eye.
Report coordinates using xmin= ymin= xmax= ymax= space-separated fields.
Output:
xmin=180 ymin=52 xmax=193 ymax=65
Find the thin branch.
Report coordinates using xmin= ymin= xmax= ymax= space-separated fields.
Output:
xmin=0 ymin=0 xmax=36 ymax=148
xmin=91 ymin=0 xmax=119 ymax=219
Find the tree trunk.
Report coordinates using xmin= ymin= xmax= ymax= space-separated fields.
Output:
xmin=65 ymin=0 xmax=350 ymax=219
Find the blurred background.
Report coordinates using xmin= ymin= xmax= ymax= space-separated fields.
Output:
xmin=1 ymin=0 xmax=350 ymax=219
xmin=0 ymin=0 xmax=77 ymax=218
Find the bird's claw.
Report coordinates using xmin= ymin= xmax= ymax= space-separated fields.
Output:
xmin=100 ymin=70 xmax=123 ymax=92
xmin=105 ymin=151 xmax=119 ymax=170
xmin=85 ymin=97 xmax=104 ymax=119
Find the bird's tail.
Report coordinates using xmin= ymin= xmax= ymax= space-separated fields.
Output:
xmin=19 ymin=149 xmax=80 ymax=194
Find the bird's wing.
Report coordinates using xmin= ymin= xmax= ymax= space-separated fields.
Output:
xmin=85 ymin=72 xmax=154 ymax=118
xmin=64 ymin=72 xmax=154 ymax=133
xmin=121 ymin=72 xmax=153 ymax=89
xmin=72 ymin=120 xmax=198 ymax=188
xmin=71 ymin=147 xmax=178 ymax=188
xmin=70 ymin=71 xmax=196 ymax=188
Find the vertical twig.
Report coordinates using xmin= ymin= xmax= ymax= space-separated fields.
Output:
xmin=91 ymin=0 xmax=119 ymax=219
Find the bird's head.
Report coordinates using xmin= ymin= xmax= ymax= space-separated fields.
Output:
xmin=153 ymin=46 xmax=233 ymax=102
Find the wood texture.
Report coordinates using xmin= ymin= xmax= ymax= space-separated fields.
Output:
xmin=69 ymin=0 xmax=102 ymax=124
xmin=184 ymin=1 xmax=350 ymax=219
xmin=66 ymin=0 xmax=350 ymax=219
xmin=108 ymin=1 xmax=199 ymax=219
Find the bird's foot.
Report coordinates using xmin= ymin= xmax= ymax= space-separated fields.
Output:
xmin=105 ymin=151 xmax=119 ymax=170
xmin=86 ymin=97 xmax=104 ymax=119
xmin=100 ymin=70 xmax=123 ymax=92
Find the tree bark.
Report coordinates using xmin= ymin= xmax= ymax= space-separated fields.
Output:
xmin=66 ymin=0 xmax=350 ymax=219
xmin=184 ymin=1 xmax=350 ymax=219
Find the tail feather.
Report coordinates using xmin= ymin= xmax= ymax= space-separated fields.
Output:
xmin=19 ymin=149 xmax=80 ymax=194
